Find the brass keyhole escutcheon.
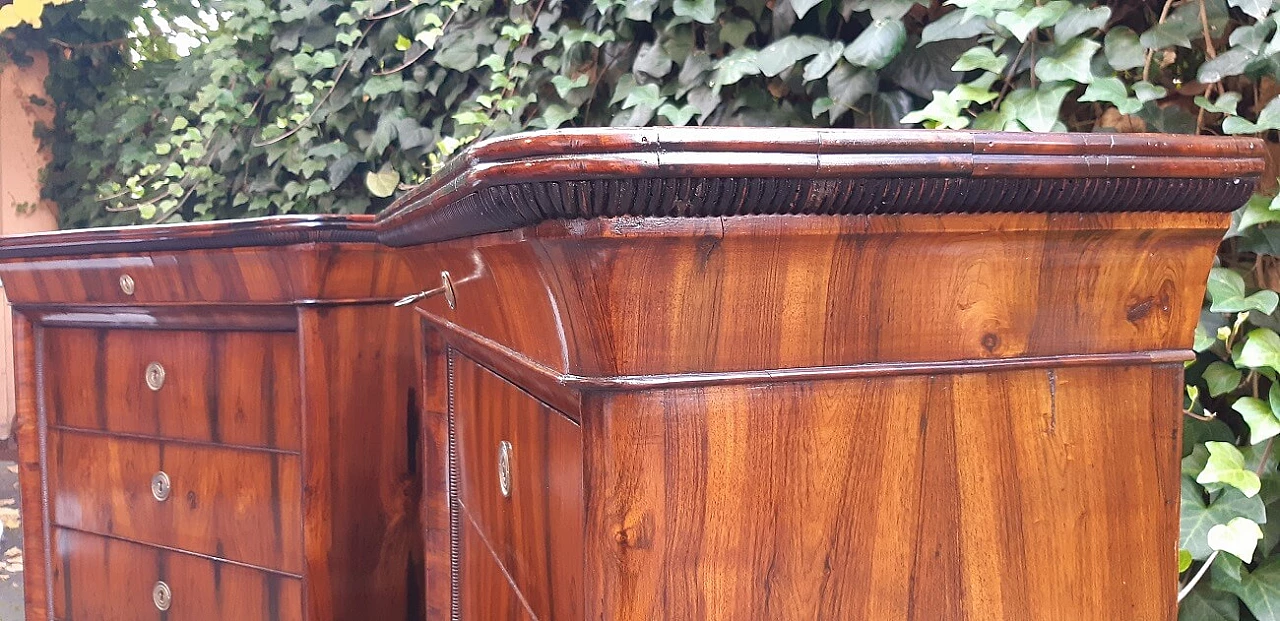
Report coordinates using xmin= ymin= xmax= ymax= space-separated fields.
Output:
xmin=152 ymin=580 xmax=171 ymax=611
xmin=145 ymin=362 xmax=166 ymax=391
xmin=498 ymin=440 xmax=512 ymax=498
xmin=119 ymin=274 xmax=135 ymax=296
xmin=151 ymin=471 xmax=171 ymax=502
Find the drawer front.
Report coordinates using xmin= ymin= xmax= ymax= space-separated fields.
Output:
xmin=453 ymin=357 xmax=583 ymax=619
xmin=459 ymin=518 xmax=535 ymax=620
xmin=51 ymin=528 xmax=302 ymax=621
xmin=49 ymin=431 xmax=303 ymax=573
xmin=43 ymin=327 xmax=301 ymax=451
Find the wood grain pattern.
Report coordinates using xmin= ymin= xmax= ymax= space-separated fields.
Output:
xmin=13 ymin=317 xmax=50 ymax=619
xmin=403 ymin=212 xmax=1228 ymax=377
xmin=48 ymin=431 xmax=302 ymax=573
xmin=43 ymin=328 xmax=301 ymax=451
xmin=298 ymin=305 xmax=421 ymax=621
xmin=453 ymin=355 xmax=583 ymax=620
xmin=458 ymin=517 xmax=535 ymax=621
xmin=584 ymin=364 xmax=1181 ymax=620
xmin=50 ymin=528 xmax=303 ymax=621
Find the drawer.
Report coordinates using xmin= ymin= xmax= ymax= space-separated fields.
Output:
xmin=43 ymin=327 xmax=301 ymax=450
xmin=459 ymin=517 xmax=536 ymax=620
xmin=48 ymin=431 xmax=303 ymax=573
xmin=452 ymin=357 xmax=583 ymax=619
xmin=51 ymin=528 xmax=302 ymax=621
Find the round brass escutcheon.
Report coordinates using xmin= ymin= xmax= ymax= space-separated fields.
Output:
xmin=152 ymin=580 xmax=171 ymax=611
xmin=145 ymin=362 xmax=166 ymax=391
xmin=151 ymin=471 xmax=171 ymax=502
xmin=497 ymin=440 xmax=512 ymax=498
xmin=119 ymin=274 xmax=135 ymax=296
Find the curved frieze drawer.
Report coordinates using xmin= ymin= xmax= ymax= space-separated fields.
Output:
xmin=48 ymin=431 xmax=303 ymax=574
xmin=42 ymin=327 xmax=301 ymax=451
xmin=51 ymin=528 xmax=302 ymax=621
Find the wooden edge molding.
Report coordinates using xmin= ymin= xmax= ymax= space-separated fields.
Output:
xmin=418 ymin=309 xmax=1193 ymax=396
xmin=0 ymin=129 xmax=1263 ymax=258
xmin=376 ymin=128 xmax=1264 ymax=246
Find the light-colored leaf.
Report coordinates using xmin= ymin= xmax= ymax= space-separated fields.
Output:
xmin=1199 ymin=441 xmax=1263 ymax=497
xmin=1208 ymin=517 xmax=1264 ymax=563
xmin=1240 ymin=328 xmax=1280 ymax=372
xmin=1205 ymin=361 xmax=1243 ymax=397
xmin=952 ymin=46 xmax=1008 ymax=73
xmin=1054 ymin=4 xmax=1110 ymax=43
xmin=365 ymin=165 xmax=400 ymax=198
xmin=843 ymin=18 xmax=906 ymax=70
xmin=1034 ymin=39 xmax=1100 ymax=84
xmin=1233 ymin=397 xmax=1280 ymax=445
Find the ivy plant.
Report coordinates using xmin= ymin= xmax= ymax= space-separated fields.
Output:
xmin=11 ymin=1 xmax=1280 ymax=617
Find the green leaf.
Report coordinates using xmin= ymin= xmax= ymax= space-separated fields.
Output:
xmin=1054 ymin=4 xmax=1110 ymax=43
xmin=1205 ymin=361 xmax=1243 ymax=397
xmin=551 ymin=74 xmax=590 ymax=98
xmin=1034 ymin=39 xmax=1100 ymax=84
xmin=719 ymin=17 xmax=756 ymax=48
xmin=757 ymin=36 xmax=829 ymax=77
xmin=1196 ymin=92 xmax=1243 ymax=115
xmin=1199 ymin=442 xmax=1263 ymax=497
xmin=1199 ymin=46 xmax=1258 ymax=84
xmin=824 ymin=63 xmax=877 ymax=120
xmin=365 ymin=164 xmax=400 ymax=198
xmin=1240 ymin=192 xmax=1280 ymax=230
xmin=1104 ymin=26 xmax=1145 ymax=71
xmin=170 ymin=116 xmax=189 ymax=132
xmin=1216 ymin=556 xmax=1280 ymax=620
xmin=673 ymin=0 xmax=717 ymax=24
xmin=1079 ymin=77 xmax=1141 ymax=115
xmin=1178 ymin=586 xmax=1241 ymax=621
xmin=1002 ymin=84 xmax=1072 ymax=132
xmin=625 ymin=0 xmax=659 ymax=21
xmin=920 ymin=9 xmax=993 ymax=45
xmin=803 ymin=41 xmax=847 ymax=81
xmin=1209 ymin=267 xmax=1280 ymax=314
xmin=845 ymin=0 xmax=923 ymax=20
xmin=1178 ymin=549 xmax=1193 ymax=573
xmin=1183 ymin=476 xmax=1268 ymax=559
xmin=951 ymin=72 xmax=999 ymax=104
xmin=994 ymin=1 xmax=1072 ymax=43
xmin=1234 ymin=397 xmax=1280 ymax=445
xmin=952 ymin=46 xmax=1008 ymax=73
xmin=1240 ymin=328 xmax=1280 ymax=372
xmin=622 ymin=83 xmax=665 ymax=109
xmin=658 ymin=102 xmax=699 ymax=126
xmin=1228 ymin=0 xmax=1271 ymax=21
xmin=1132 ymin=81 xmax=1167 ymax=102
xmin=395 ymin=34 xmax=411 ymax=52
xmin=843 ymin=18 xmax=906 ymax=70
xmin=948 ymin=0 xmax=1022 ymax=19
xmin=712 ymin=48 xmax=761 ymax=87
xmin=902 ymin=89 xmax=970 ymax=129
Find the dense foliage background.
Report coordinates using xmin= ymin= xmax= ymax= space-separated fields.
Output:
xmin=7 ymin=0 xmax=1280 ymax=618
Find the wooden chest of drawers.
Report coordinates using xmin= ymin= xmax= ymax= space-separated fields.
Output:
xmin=0 ymin=128 xmax=1266 ymax=620
xmin=0 ymin=229 xmax=423 ymax=620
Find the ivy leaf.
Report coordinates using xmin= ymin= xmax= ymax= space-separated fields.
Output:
xmin=1034 ymin=39 xmax=1100 ymax=84
xmin=951 ymin=72 xmax=999 ymax=104
xmin=634 ymin=41 xmax=674 ymax=78
xmin=622 ymin=83 xmax=665 ymax=110
xmin=1002 ymin=85 xmax=1072 ymax=132
xmin=1179 ymin=549 xmax=1194 ymax=573
xmin=551 ymin=74 xmax=590 ymax=98
xmin=844 ymin=0 xmax=923 ymax=20
xmin=1199 ymin=442 xmax=1263 ymax=497
xmin=824 ymin=63 xmax=877 ymax=121
xmin=952 ymin=46 xmax=1008 ymax=73
xmin=711 ymin=48 xmax=761 ymax=87
xmin=994 ymin=1 xmax=1072 ymax=43
xmin=364 ymin=164 xmax=400 ymax=198
xmin=1231 ymin=20 xmax=1275 ymax=54
xmin=757 ymin=36 xmax=829 ymax=77
xmin=1210 ymin=517 xmax=1265 ymax=563
xmin=1079 ymin=76 xmax=1141 ymax=115
xmin=791 ymin=0 xmax=824 ymax=19
xmin=803 ymin=41 xmax=848 ymax=81
xmin=673 ymin=0 xmax=717 ymax=24
xmin=719 ymin=17 xmax=756 ymax=48
xmin=843 ymin=18 xmax=906 ymax=70
xmin=1233 ymin=397 xmax=1280 ymax=445
xmin=1240 ymin=328 xmax=1280 ymax=372
xmin=1179 ymin=586 xmax=1243 ymax=621
xmin=1183 ymin=476 xmax=1268 ymax=559
xmin=658 ymin=103 xmax=699 ymax=126
xmin=1199 ymin=46 xmax=1258 ymax=84
xmin=1104 ymin=26 xmax=1145 ymax=71
xmin=1054 ymin=4 xmax=1110 ymax=43
xmin=625 ymin=0 xmax=660 ymax=21
xmin=1228 ymin=0 xmax=1271 ymax=21
xmin=1132 ymin=81 xmax=1167 ymax=102
xmin=1196 ymin=92 xmax=1243 ymax=115
xmin=920 ymin=9 xmax=993 ymax=45
xmin=948 ymin=0 xmax=1022 ymax=19
xmin=1216 ymin=556 xmax=1280 ymax=620
xmin=1208 ymin=267 xmax=1280 ymax=314
xmin=1205 ymin=361 xmax=1243 ymax=397
xmin=902 ymin=89 xmax=970 ymax=129
xmin=1239 ymin=193 xmax=1280 ymax=230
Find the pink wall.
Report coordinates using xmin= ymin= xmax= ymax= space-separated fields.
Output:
xmin=0 ymin=52 xmax=59 ymax=440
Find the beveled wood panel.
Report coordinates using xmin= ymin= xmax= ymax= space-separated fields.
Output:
xmin=459 ymin=517 xmax=535 ymax=620
xmin=48 ymin=431 xmax=303 ymax=574
xmin=43 ymin=327 xmax=301 ymax=451
xmin=50 ymin=529 xmax=303 ymax=621
xmin=298 ymin=305 xmax=421 ymax=621
xmin=404 ymin=212 xmax=1226 ymax=377
xmin=0 ymin=243 xmax=414 ymax=305
xmin=453 ymin=355 xmax=584 ymax=620
xmin=584 ymin=363 xmax=1180 ymax=620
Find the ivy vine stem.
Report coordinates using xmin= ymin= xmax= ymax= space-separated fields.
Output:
xmin=1178 ymin=550 xmax=1220 ymax=603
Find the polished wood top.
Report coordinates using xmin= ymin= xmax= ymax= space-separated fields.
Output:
xmin=0 ymin=128 xmax=1264 ymax=258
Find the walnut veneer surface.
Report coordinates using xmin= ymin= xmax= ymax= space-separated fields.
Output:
xmin=0 ymin=128 xmax=1263 ymax=620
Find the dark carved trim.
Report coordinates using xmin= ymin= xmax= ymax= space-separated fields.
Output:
xmin=376 ymin=128 xmax=1265 ymax=246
